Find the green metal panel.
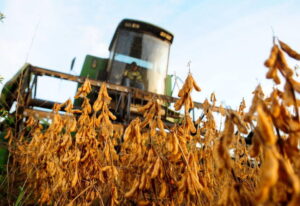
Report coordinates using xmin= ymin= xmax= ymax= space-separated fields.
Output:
xmin=80 ymin=55 xmax=108 ymax=81
xmin=165 ymin=74 xmax=172 ymax=96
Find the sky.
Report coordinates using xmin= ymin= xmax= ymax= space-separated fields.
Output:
xmin=1 ymin=0 xmax=300 ymax=111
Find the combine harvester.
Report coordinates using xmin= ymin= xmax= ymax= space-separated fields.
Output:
xmin=1 ymin=19 xmax=211 ymax=128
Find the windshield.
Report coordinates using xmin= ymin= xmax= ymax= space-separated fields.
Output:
xmin=107 ymin=29 xmax=171 ymax=94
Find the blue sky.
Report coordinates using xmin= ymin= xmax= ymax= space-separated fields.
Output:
xmin=1 ymin=0 xmax=300 ymax=109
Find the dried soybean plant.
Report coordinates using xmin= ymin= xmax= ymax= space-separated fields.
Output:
xmin=6 ymin=39 xmax=300 ymax=206
xmin=171 ymin=74 xmax=212 ymax=205
xmin=9 ymin=81 xmax=121 ymax=205
xmin=119 ymin=99 xmax=176 ymax=205
xmin=250 ymin=39 xmax=300 ymax=205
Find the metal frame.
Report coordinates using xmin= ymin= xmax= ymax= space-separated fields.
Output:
xmin=14 ymin=64 xmax=229 ymax=126
xmin=26 ymin=65 xmax=206 ymax=107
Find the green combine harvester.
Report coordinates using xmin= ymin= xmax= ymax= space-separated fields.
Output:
xmin=0 ymin=19 xmax=204 ymax=127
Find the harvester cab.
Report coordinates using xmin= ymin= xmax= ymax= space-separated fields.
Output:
xmin=79 ymin=19 xmax=173 ymax=95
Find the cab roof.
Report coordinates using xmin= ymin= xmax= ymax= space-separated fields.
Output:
xmin=109 ymin=19 xmax=174 ymax=51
